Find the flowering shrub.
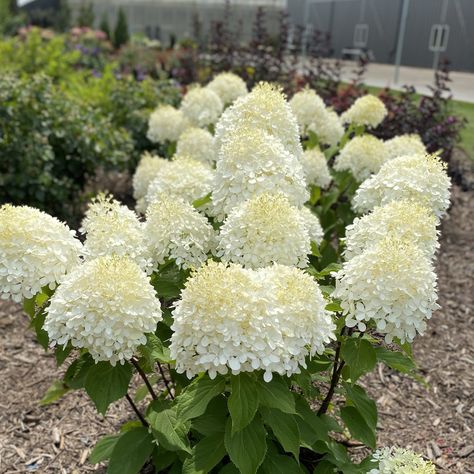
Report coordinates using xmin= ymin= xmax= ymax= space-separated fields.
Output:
xmin=1 ymin=76 xmax=449 ymax=473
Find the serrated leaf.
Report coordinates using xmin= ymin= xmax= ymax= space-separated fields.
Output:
xmin=192 ymin=193 xmax=212 ymax=209
xmin=343 ymin=383 xmax=377 ymax=430
xmin=257 ymin=376 xmax=296 ymax=414
xmin=84 ymin=361 xmax=133 ymax=415
xmin=294 ymin=396 xmax=329 ymax=447
xmin=375 ymin=346 xmax=416 ymax=374
xmin=228 ymin=373 xmax=259 ymax=433
xmin=64 ymin=353 xmax=94 ymax=389
xmin=341 ymin=338 xmax=376 ymax=382
xmin=261 ymin=408 xmax=300 ymax=460
xmin=176 ymin=375 xmax=225 ymax=422
xmin=139 ymin=333 xmax=172 ymax=364
xmin=182 ymin=433 xmax=226 ymax=474
xmin=55 ymin=343 xmax=73 ymax=366
xmin=261 ymin=450 xmax=304 ymax=473
xmin=152 ymin=446 xmax=176 ymax=472
xmin=107 ymin=427 xmax=153 ymax=474
xmin=325 ymin=302 xmax=343 ymax=312
xmin=147 ymin=406 xmax=191 ymax=453
xmin=340 ymin=406 xmax=376 ymax=449
xmin=40 ymin=380 xmax=70 ymax=406
xmin=191 ymin=396 xmax=227 ymax=436
xmin=224 ymin=417 xmax=267 ymax=474
xmin=89 ymin=434 xmax=120 ymax=464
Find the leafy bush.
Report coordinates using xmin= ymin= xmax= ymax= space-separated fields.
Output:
xmin=0 ymin=74 xmax=133 ymax=223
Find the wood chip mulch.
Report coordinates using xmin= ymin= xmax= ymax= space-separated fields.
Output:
xmin=0 ymin=171 xmax=472 ymax=473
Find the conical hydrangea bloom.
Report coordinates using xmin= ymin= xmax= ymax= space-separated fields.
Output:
xmin=353 ymin=153 xmax=451 ymax=217
xmin=44 ymin=256 xmax=162 ymax=365
xmin=216 ymin=193 xmax=312 ymax=269
xmin=170 ymin=262 xmax=335 ymax=381
xmin=334 ymin=135 xmax=388 ymax=182
xmin=147 ymin=105 xmax=190 ymax=143
xmin=307 ymin=109 xmax=344 ymax=147
xmin=341 ymin=94 xmax=387 ymax=128
xmin=368 ymin=447 xmax=436 ymax=474
xmin=344 ymin=200 xmax=439 ymax=260
xmin=81 ymin=195 xmax=151 ymax=272
xmin=212 ymin=126 xmax=308 ymax=220
xmin=384 ymin=133 xmax=426 ymax=161
xmin=206 ymin=72 xmax=248 ymax=106
xmin=214 ymin=82 xmax=302 ymax=159
xmin=0 ymin=205 xmax=82 ymax=302
xmin=333 ymin=237 xmax=439 ymax=343
xmin=145 ymin=194 xmax=215 ymax=269
xmin=176 ymin=127 xmax=216 ymax=165
xmin=299 ymin=206 xmax=324 ymax=244
xmin=289 ymin=88 xmax=327 ymax=135
xmin=180 ymin=86 xmax=223 ymax=127
xmin=301 ymin=148 xmax=332 ymax=189
xmin=132 ymin=152 xmax=169 ymax=204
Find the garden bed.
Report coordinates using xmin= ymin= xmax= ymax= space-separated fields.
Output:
xmin=0 ymin=164 xmax=472 ymax=473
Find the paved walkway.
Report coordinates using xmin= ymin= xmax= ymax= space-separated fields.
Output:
xmin=339 ymin=61 xmax=474 ymax=103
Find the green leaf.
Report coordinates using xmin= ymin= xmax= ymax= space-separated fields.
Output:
xmin=257 ymin=376 xmax=296 ymax=414
xmin=261 ymin=445 xmax=304 ymax=474
xmin=310 ymin=241 xmax=321 ymax=258
xmin=192 ymin=396 xmax=227 ymax=436
xmin=325 ymin=302 xmax=343 ymax=312
xmin=23 ymin=297 xmax=35 ymax=318
xmin=152 ymin=446 xmax=177 ymax=472
xmin=182 ymin=433 xmax=226 ymax=474
xmin=309 ymin=186 xmax=321 ymax=206
xmin=294 ymin=396 xmax=329 ymax=447
xmin=192 ymin=192 xmax=212 ymax=209
xmin=40 ymin=380 xmax=70 ymax=406
xmin=64 ymin=353 xmax=94 ymax=389
xmin=147 ymin=406 xmax=191 ymax=453
xmin=55 ymin=343 xmax=73 ymax=366
xmin=341 ymin=338 xmax=376 ymax=382
xmin=107 ymin=427 xmax=153 ymax=474
xmin=340 ymin=406 xmax=376 ymax=449
xmin=139 ymin=333 xmax=173 ymax=365
xmin=313 ymin=460 xmax=338 ymax=473
xmin=31 ymin=310 xmax=48 ymax=349
xmin=375 ymin=346 xmax=416 ymax=374
xmin=261 ymin=408 xmax=300 ymax=460
xmin=224 ymin=417 xmax=267 ymax=474
xmin=89 ymin=434 xmax=120 ymax=464
xmin=228 ymin=373 xmax=259 ymax=433
xmin=84 ymin=361 xmax=133 ymax=415
xmin=315 ymin=263 xmax=342 ymax=279
xmin=151 ymin=265 xmax=189 ymax=299
xmin=134 ymin=375 xmax=159 ymax=402
xmin=343 ymin=383 xmax=377 ymax=430
xmin=176 ymin=375 xmax=226 ymax=422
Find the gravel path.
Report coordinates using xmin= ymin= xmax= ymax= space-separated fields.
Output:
xmin=0 ymin=181 xmax=472 ymax=473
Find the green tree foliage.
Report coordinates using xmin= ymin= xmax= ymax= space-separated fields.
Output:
xmin=113 ymin=7 xmax=129 ymax=49
xmin=99 ymin=13 xmax=111 ymax=39
xmin=77 ymin=1 xmax=94 ymax=28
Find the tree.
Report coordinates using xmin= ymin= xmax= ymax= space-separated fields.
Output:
xmin=113 ymin=8 xmax=129 ymax=49
xmin=99 ymin=13 xmax=111 ymax=39
xmin=55 ymin=0 xmax=71 ymax=32
xmin=77 ymin=1 xmax=94 ymax=28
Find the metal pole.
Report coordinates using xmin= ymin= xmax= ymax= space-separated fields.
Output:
xmin=393 ymin=0 xmax=410 ymax=84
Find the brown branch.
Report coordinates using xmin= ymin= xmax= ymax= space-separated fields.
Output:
xmin=125 ymin=393 xmax=149 ymax=427
xmin=157 ymin=362 xmax=175 ymax=400
xmin=131 ymin=358 xmax=158 ymax=400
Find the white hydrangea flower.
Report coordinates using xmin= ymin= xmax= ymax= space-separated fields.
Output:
xmin=147 ymin=105 xmax=190 ymax=143
xmin=180 ymin=86 xmax=223 ymax=127
xmin=344 ymin=200 xmax=439 ymax=260
xmin=145 ymin=156 xmax=214 ymax=212
xmin=333 ymin=237 xmax=439 ymax=344
xmin=341 ymin=94 xmax=387 ymax=128
xmin=289 ymin=88 xmax=327 ymax=135
xmin=145 ymin=194 xmax=215 ymax=269
xmin=206 ymin=72 xmax=248 ymax=106
xmin=353 ymin=153 xmax=451 ymax=218
xmin=369 ymin=447 xmax=436 ymax=474
xmin=214 ymin=82 xmax=302 ymax=159
xmin=212 ymin=126 xmax=308 ymax=220
xmin=334 ymin=135 xmax=389 ymax=182
xmin=384 ymin=133 xmax=427 ymax=161
xmin=0 ymin=205 xmax=82 ymax=302
xmin=132 ymin=152 xmax=169 ymax=203
xmin=170 ymin=261 xmax=335 ymax=381
xmin=80 ymin=195 xmax=151 ymax=272
xmin=44 ymin=256 xmax=162 ymax=365
xmin=299 ymin=206 xmax=324 ymax=244
xmin=307 ymin=109 xmax=345 ymax=147
xmin=216 ymin=193 xmax=311 ymax=269
xmin=176 ymin=127 xmax=216 ymax=165
xmin=301 ymin=148 xmax=332 ymax=189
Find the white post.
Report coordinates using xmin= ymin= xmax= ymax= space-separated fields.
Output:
xmin=393 ymin=0 xmax=410 ymax=84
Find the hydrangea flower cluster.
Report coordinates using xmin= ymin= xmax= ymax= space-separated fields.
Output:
xmin=341 ymin=94 xmax=387 ymax=128
xmin=176 ymin=127 xmax=216 ymax=165
xmin=300 ymin=206 xmax=324 ymax=244
xmin=170 ymin=261 xmax=335 ymax=381
xmin=369 ymin=447 xmax=436 ymax=474
xmin=214 ymin=82 xmax=302 ymax=159
xmin=145 ymin=194 xmax=215 ymax=269
xmin=334 ymin=135 xmax=389 ymax=182
xmin=206 ymin=72 xmax=248 ymax=106
xmin=44 ymin=256 xmax=162 ymax=365
xmin=307 ymin=109 xmax=345 ymax=147
xmin=353 ymin=153 xmax=451 ymax=217
xmin=216 ymin=193 xmax=313 ymax=269
xmin=0 ymin=205 xmax=82 ymax=302
xmin=384 ymin=133 xmax=427 ymax=161
xmin=80 ymin=195 xmax=152 ymax=272
xmin=333 ymin=237 xmax=439 ymax=343
xmin=145 ymin=156 xmax=214 ymax=211
xmin=180 ymin=86 xmax=223 ymax=127
xmin=300 ymin=148 xmax=332 ymax=189
xmin=147 ymin=105 xmax=190 ymax=143
xmin=132 ymin=152 xmax=169 ymax=205
xmin=344 ymin=200 xmax=439 ymax=260
xmin=211 ymin=126 xmax=308 ymax=220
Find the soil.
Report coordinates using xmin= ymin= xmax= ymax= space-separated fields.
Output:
xmin=0 ymin=152 xmax=472 ymax=473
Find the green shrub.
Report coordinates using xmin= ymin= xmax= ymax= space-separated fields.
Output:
xmin=0 ymin=74 xmax=133 ymax=223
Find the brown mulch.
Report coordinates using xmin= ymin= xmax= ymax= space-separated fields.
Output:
xmin=0 ymin=167 xmax=473 ymax=473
